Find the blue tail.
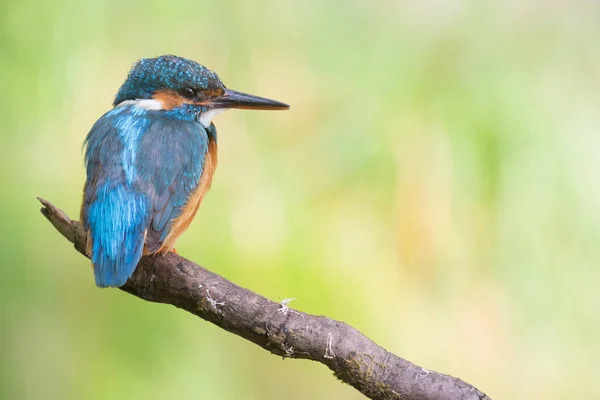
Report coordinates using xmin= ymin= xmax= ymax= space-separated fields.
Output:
xmin=87 ymin=185 xmax=150 ymax=287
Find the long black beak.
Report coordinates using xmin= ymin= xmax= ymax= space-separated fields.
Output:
xmin=208 ymin=89 xmax=289 ymax=110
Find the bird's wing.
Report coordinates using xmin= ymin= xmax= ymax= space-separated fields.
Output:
xmin=134 ymin=114 xmax=209 ymax=253
xmin=82 ymin=105 xmax=208 ymax=287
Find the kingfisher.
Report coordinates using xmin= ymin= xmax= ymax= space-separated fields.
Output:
xmin=81 ymin=55 xmax=289 ymax=288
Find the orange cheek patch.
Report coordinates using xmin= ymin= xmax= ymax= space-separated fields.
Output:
xmin=203 ymin=88 xmax=224 ymax=98
xmin=194 ymin=89 xmax=224 ymax=106
xmin=152 ymin=90 xmax=190 ymax=110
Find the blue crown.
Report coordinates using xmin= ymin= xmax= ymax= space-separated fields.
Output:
xmin=114 ymin=55 xmax=222 ymax=105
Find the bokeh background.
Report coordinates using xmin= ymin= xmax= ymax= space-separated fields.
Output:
xmin=2 ymin=1 xmax=599 ymax=399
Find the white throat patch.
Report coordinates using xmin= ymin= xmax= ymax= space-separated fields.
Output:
xmin=199 ymin=109 xmax=226 ymax=128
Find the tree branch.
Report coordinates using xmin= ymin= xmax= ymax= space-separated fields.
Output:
xmin=38 ymin=197 xmax=491 ymax=400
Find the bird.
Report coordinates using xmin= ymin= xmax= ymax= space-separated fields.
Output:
xmin=81 ymin=55 xmax=289 ymax=288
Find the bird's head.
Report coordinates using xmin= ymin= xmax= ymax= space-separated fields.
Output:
xmin=114 ymin=55 xmax=289 ymax=126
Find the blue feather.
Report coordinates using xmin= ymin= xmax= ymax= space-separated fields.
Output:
xmin=88 ymin=184 xmax=150 ymax=287
xmin=114 ymin=108 xmax=150 ymax=185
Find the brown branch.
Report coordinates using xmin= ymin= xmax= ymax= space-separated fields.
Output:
xmin=38 ymin=197 xmax=491 ymax=400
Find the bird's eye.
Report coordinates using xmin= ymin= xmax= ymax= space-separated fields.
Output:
xmin=181 ymin=87 xmax=197 ymax=100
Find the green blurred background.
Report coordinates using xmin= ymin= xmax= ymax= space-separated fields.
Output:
xmin=1 ymin=1 xmax=599 ymax=398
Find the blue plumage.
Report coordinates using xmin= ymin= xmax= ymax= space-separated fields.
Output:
xmin=81 ymin=55 xmax=288 ymax=288
xmin=87 ymin=185 xmax=149 ymax=287
xmin=83 ymin=104 xmax=208 ymax=287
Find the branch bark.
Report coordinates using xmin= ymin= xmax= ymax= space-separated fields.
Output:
xmin=38 ymin=198 xmax=491 ymax=400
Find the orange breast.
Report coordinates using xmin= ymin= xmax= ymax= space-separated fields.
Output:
xmin=155 ymin=136 xmax=218 ymax=252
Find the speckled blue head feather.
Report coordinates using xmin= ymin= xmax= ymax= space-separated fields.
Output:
xmin=114 ymin=55 xmax=222 ymax=106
